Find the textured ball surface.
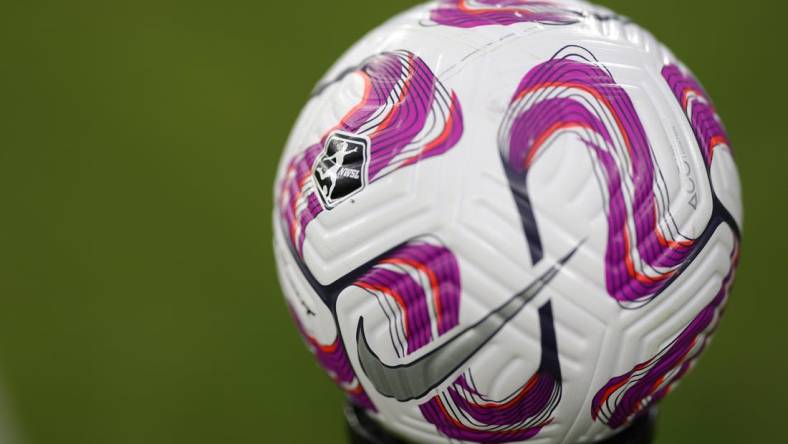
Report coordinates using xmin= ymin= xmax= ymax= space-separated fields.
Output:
xmin=273 ymin=1 xmax=742 ymax=443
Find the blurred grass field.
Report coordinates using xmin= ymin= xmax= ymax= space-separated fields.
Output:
xmin=0 ymin=1 xmax=785 ymax=443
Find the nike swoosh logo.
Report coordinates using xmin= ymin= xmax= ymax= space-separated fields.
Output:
xmin=355 ymin=245 xmax=580 ymax=402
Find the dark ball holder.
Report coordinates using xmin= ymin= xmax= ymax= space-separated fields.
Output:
xmin=346 ymin=402 xmax=656 ymax=444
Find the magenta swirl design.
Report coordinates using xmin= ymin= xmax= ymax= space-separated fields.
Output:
xmin=592 ymin=244 xmax=739 ymax=429
xmin=288 ymin=240 xmax=463 ymax=413
xmin=499 ymin=46 xmax=699 ymax=307
xmin=591 ymin=61 xmax=741 ymax=430
xmin=662 ymin=64 xmax=732 ymax=167
xmin=420 ymin=371 xmax=560 ymax=442
xmin=356 ymin=240 xmax=560 ymax=442
xmin=277 ymin=51 xmax=464 ymax=257
xmin=419 ymin=301 xmax=562 ymax=442
xmin=353 ymin=241 xmax=462 ymax=358
xmin=430 ymin=0 xmax=580 ymax=28
xmin=288 ymin=306 xmax=376 ymax=411
xmin=278 ymin=146 xmax=323 ymax=257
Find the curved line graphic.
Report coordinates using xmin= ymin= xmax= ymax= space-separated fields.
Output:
xmin=356 ymin=244 xmax=579 ymax=402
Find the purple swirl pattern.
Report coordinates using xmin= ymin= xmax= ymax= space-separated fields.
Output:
xmin=417 ymin=301 xmax=562 ymax=442
xmin=287 ymin=240 xmax=463 ymax=414
xmin=499 ymin=46 xmax=698 ymax=307
xmin=430 ymin=0 xmax=580 ymax=27
xmin=356 ymin=240 xmax=560 ymax=442
xmin=592 ymin=244 xmax=739 ymax=428
xmin=662 ymin=64 xmax=732 ymax=167
xmin=277 ymin=51 xmax=464 ymax=256
xmin=420 ymin=369 xmax=560 ymax=442
xmin=288 ymin=305 xmax=376 ymax=411
xmin=591 ymin=61 xmax=741 ymax=430
xmin=353 ymin=241 xmax=462 ymax=358
xmin=289 ymin=240 xmax=463 ymax=413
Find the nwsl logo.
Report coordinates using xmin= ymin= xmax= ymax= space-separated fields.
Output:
xmin=278 ymin=50 xmax=463 ymax=256
xmin=312 ymin=131 xmax=370 ymax=209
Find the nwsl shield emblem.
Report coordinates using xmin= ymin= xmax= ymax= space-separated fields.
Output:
xmin=313 ymin=131 xmax=370 ymax=209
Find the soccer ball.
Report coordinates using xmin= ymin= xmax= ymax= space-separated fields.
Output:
xmin=272 ymin=1 xmax=742 ymax=442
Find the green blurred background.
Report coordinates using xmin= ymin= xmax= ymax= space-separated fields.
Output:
xmin=1 ymin=1 xmax=784 ymax=443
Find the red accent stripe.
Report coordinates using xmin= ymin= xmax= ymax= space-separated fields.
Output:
xmin=379 ymin=257 xmax=443 ymax=330
xmin=356 ymin=281 xmax=411 ymax=333
xmin=372 ymin=54 xmax=415 ymax=137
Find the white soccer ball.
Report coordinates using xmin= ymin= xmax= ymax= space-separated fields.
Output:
xmin=273 ymin=1 xmax=742 ymax=443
